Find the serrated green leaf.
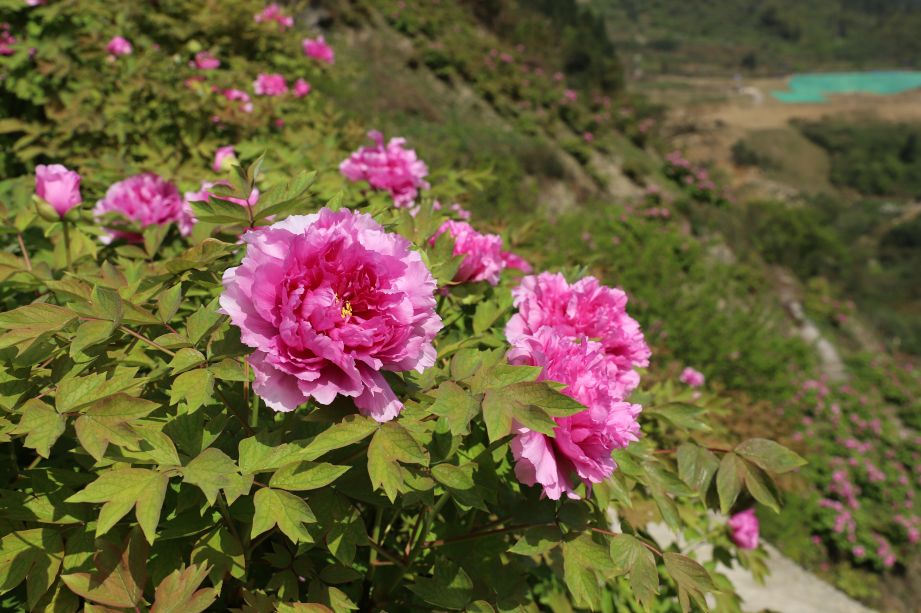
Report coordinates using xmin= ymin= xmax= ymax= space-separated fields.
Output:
xmin=66 ymin=468 xmax=169 ymax=542
xmin=183 ymin=448 xmax=251 ymax=506
xmin=251 ymin=488 xmax=316 ymax=543
xmin=429 ymin=381 xmax=480 ymax=436
xmin=11 ymin=399 xmax=65 ymax=458
xmin=677 ymin=443 xmax=720 ymax=496
xmin=299 ymin=415 xmax=378 ymax=461
xmin=157 ymin=284 xmax=183 ymax=323
xmin=71 ymin=319 xmax=116 ymax=356
xmin=169 ymin=369 xmax=214 ymax=412
xmin=150 ymin=563 xmax=216 ymax=613
xmin=610 ymin=535 xmax=658 ymax=606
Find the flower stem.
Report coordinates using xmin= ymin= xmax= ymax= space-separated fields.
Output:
xmin=62 ymin=220 xmax=72 ymax=269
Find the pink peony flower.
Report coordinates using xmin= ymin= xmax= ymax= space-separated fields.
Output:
xmin=253 ymin=73 xmax=288 ymax=96
xmin=94 ymin=173 xmax=192 ymax=243
xmin=506 ymin=272 xmax=650 ymax=397
xmin=728 ymin=509 xmax=760 ymax=549
xmin=0 ymin=24 xmax=16 ymax=56
xmin=106 ymin=36 xmax=133 ymax=57
xmin=26 ymin=0 xmax=46 ymax=5
xmin=430 ymin=220 xmax=505 ymax=285
xmin=213 ymin=146 xmax=237 ymax=173
xmin=222 ymin=88 xmax=253 ymax=113
xmin=508 ymin=327 xmax=642 ymax=499
xmin=302 ymin=35 xmax=334 ymax=64
xmin=680 ymin=367 xmax=705 ymax=388
xmin=293 ymin=78 xmax=312 ymax=98
xmin=501 ymin=251 xmax=532 ymax=273
xmin=254 ymin=3 xmax=294 ymax=30
xmin=35 ymin=164 xmax=82 ymax=218
xmin=192 ymin=51 xmax=220 ymax=70
xmin=339 ymin=131 xmax=430 ymax=207
xmin=220 ymin=208 xmax=442 ymax=421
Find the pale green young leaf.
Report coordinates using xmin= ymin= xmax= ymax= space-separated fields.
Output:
xmin=735 ymin=438 xmax=807 ymax=474
xmin=11 ymin=399 xmax=65 ymax=458
xmin=269 ymin=461 xmax=350 ymax=491
xmin=169 ymin=369 xmax=214 ymax=413
xmin=251 ymin=488 xmax=316 ymax=543
xmin=610 ymin=534 xmax=659 ymax=606
xmin=298 ymin=415 xmax=378 ymax=461
xmin=150 ymin=563 xmax=217 ymax=613
xmin=157 ymin=284 xmax=183 ymax=323
xmin=183 ymin=448 xmax=251 ymax=505
xmin=717 ymin=452 xmax=745 ymax=514
xmin=66 ymin=468 xmax=169 ymax=542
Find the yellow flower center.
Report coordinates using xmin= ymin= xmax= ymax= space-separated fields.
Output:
xmin=341 ymin=301 xmax=353 ymax=319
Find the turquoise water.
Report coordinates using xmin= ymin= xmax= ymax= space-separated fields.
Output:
xmin=771 ymin=71 xmax=921 ymax=103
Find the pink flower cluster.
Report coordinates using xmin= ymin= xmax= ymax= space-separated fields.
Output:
xmin=665 ymin=151 xmax=718 ymax=193
xmin=254 ymin=3 xmax=293 ymax=30
xmin=504 ymin=272 xmax=650 ymax=499
xmin=94 ymin=173 xmax=193 ymax=243
xmin=221 ymin=88 xmax=253 ymax=113
xmin=0 ymin=23 xmax=15 ymax=56
xmin=35 ymin=164 xmax=82 ymax=218
xmin=253 ymin=73 xmax=288 ymax=97
xmin=430 ymin=220 xmax=506 ymax=286
xmin=220 ymin=209 xmax=442 ymax=422
xmin=302 ymin=36 xmax=334 ymax=64
xmin=191 ymin=51 xmax=220 ymax=70
xmin=106 ymin=36 xmax=133 ymax=57
xmin=340 ymin=131 xmax=430 ymax=207
xmin=680 ymin=367 xmax=705 ymax=388
xmin=728 ymin=509 xmax=760 ymax=549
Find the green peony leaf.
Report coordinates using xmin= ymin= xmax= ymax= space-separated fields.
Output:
xmin=269 ymin=461 xmax=350 ymax=491
xmin=735 ymin=438 xmax=807 ymax=474
xmin=251 ymin=487 xmax=316 ymax=543
xmin=66 ymin=467 xmax=169 ymax=542
xmin=11 ymin=399 xmax=66 ymax=458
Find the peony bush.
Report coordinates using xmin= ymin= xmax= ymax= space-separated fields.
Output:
xmin=0 ymin=2 xmax=806 ymax=611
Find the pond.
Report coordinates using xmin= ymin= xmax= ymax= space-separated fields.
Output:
xmin=771 ymin=71 xmax=921 ymax=103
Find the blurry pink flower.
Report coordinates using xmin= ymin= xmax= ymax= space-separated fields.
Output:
xmin=94 ymin=173 xmax=192 ymax=243
xmin=293 ymin=78 xmax=312 ymax=98
xmin=222 ymin=88 xmax=254 ymax=113
xmin=184 ymin=180 xmax=259 ymax=210
xmin=253 ymin=73 xmax=288 ymax=96
xmin=506 ymin=272 xmax=650 ymax=397
xmin=339 ymin=130 xmax=430 ymax=207
xmin=106 ymin=36 xmax=133 ymax=57
xmin=213 ymin=146 xmax=237 ymax=173
xmin=508 ymin=327 xmax=643 ymax=499
xmin=254 ymin=3 xmax=294 ymax=30
xmin=302 ymin=35 xmax=334 ymax=64
xmin=728 ymin=509 xmax=760 ymax=549
xmin=852 ymin=546 xmax=865 ymax=557
xmin=0 ymin=24 xmax=16 ymax=56
xmin=501 ymin=251 xmax=532 ymax=273
xmin=220 ymin=209 xmax=442 ymax=421
xmin=430 ymin=220 xmax=506 ymax=285
xmin=582 ymin=132 xmax=594 ymax=142
xmin=680 ymin=367 xmax=705 ymax=388
xmin=192 ymin=51 xmax=220 ymax=70
xmin=563 ymin=89 xmax=578 ymax=102
xmin=35 ymin=164 xmax=82 ymax=218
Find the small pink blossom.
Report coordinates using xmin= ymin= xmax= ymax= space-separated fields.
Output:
xmin=1 ymin=24 xmax=17 ymax=56
xmin=222 ymin=88 xmax=253 ymax=113
xmin=94 ymin=173 xmax=192 ymax=243
xmin=680 ymin=367 xmax=705 ymax=388
xmin=35 ymin=164 xmax=82 ymax=218
xmin=220 ymin=209 xmax=442 ymax=421
xmin=213 ymin=146 xmax=237 ymax=173
xmin=293 ymin=78 xmax=312 ymax=98
xmin=430 ymin=220 xmax=506 ymax=285
xmin=339 ymin=131 xmax=430 ymax=207
xmin=253 ymin=73 xmax=288 ymax=96
xmin=106 ymin=36 xmax=133 ymax=57
xmin=501 ymin=251 xmax=532 ymax=273
xmin=302 ymin=35 xmax=335 ymax=64
xmin=191 ymin=51 xmax=220 ymax=70
xmin=26 ymin=0 xmax=47 ymax=5
xmin=254 ymin=3 xmax=294 ymax=30
xmin=728 ymin=509 xmax=760 ymax=549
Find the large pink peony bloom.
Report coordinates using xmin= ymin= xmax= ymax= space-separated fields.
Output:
xmin=430 ymin=220 xmax=506 ymax=285
xmin=35 ymin=164 xmax=82 ymax=218
xmin=94 ymin=173 xmax=192 ymax=243
xmin=508 ymin=327 xmax=642 ymax=499
xmin=220 ymin=208 xmax=442 ymax=421
xmin=302 ymin=35 xmax=334 ymax=64
xmin=506 ymin=272 xmax=650 ymax=397
xmin=106 ymin=36 xmax=133 ymax=57
xmin=253 ymin=73 xmax=288 ymax=97
xmin=728 ymin=509 xmax=760 ymax=549
xmin=680 ymin=366 xmax=705 ymax=388
xmin=339 ymin=131 xmax=430 ymax=207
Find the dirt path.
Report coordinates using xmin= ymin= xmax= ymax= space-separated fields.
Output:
xmin=644 ymin=521 xmax=875 ymax=613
